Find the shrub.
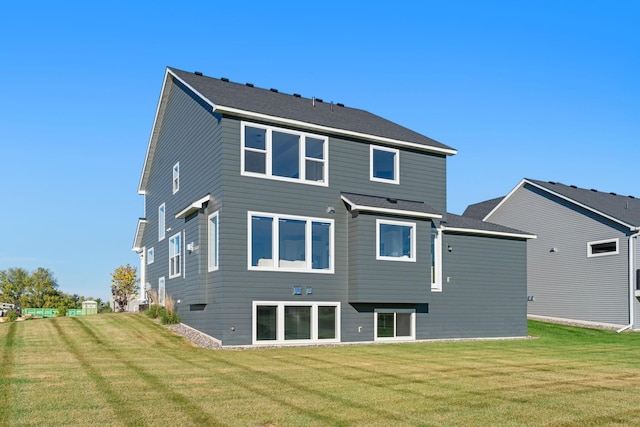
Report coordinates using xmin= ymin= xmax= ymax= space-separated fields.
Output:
xmin=56 ymin=306 xmax=67 ymax=317
xmin=6 ymin=310 xmax=18 ymax=322
xmin=160 ymin=294 xmax=180 ymax=325
xmin=145 ymin=304 xmax=162 ymax=319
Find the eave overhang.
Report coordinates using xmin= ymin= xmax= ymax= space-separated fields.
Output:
xmin=132 ymin=218 xmax=147 ymax=252
xmin=175 ymin=194 xmax=212 ymax=219
xmin=341 ymin=193 xmax=442 ymax=219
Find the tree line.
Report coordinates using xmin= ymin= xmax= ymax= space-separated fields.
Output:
xmin=0 ymin=267 xmax=109 ymax=311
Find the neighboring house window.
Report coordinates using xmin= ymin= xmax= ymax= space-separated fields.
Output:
xmin=253 ymin=301 xmax=340 ymax=344
xmin=172 ymin=162 xmax=179 ymax=194
xmin=431 ymin=225 xmax=442 ymax=292
xmin=248 ymin=212 xmax=333 ymax=273
xmin=374 ymin=309 xmax=415 ymax=341
xmin=158 ymin=204 xmax=166 ymax=241
xmin=169 ymin=232 xmax=182 ymax=278
xmin=208 ymin=211 xmax=219 ymax=271
xmin=241 ymin=122 xmax=328 ymax=185
xmin=587 ymin=238 xmax=619 ymax=258
xmin=370 ymin=145 xmax=399 ymax=184
xmin=147 ymin=247 xmax=154 ymax=265
xmin=158 ymin=277 xmax=166 ymax=307
xmin=376 ymin=219 xmax=416 ymax=262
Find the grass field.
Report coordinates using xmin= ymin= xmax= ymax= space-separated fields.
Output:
xmin=2 ymin=314 xmax=640 ymax=426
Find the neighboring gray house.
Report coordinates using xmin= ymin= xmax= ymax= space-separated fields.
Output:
xmin=132 ymin=67 xmax=534 ymax=347
xmin=465 ymin=178 xmax=640 ymax=331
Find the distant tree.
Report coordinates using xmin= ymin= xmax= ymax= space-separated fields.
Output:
xmin=110 ymin=265 xmax=139 ymax=312
xmin=19 ymin=267 xmax=59 ymax=308
xmin=0 ymin=267 xmax=30 ymax=305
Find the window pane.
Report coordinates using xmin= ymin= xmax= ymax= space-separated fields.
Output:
xmin=318 ymin=306 xmax=336 ymax=339
xmin=431 ymin=228 xmax=436 ymax=283
xmin=305 ymin=137 xmax=324 ymax=159
xmin=257 ymin=306 xmax=277 ymax=341
xmin=396 ymin=313 xmax=412 ymax=337
xmin=377 ymin=313 xmax=395 ymax=338
xmin=279 ymin=218 xmax=306 ymax=268
xmin=591 ymin=241 xmax=617 ymax=254
xmin=305 ymin=159 xmax=324 ymax=182
xmin=312 ymin=222 xmax=330 ymax=270
xmin=252 ymin=216 xmax=273 ymax=267
xmin=209 ymin=215 xmax=218 ymax=269
xmin=373 ymin=149 xmax=396 ymax=180
xmin=284 ymin=306 xmax=311 ymax=340
xmin=245 ymin=151 xmax=266 ymax=174
xmin=272 ymin=131 xmax=300 ymax=178
xmin=245 ymin=126 xmax=266 ymax=150
xmin=379 ymin=224 xmax=412 ymax=258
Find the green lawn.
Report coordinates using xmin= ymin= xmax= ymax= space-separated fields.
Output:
xmin=2 ymin=314 xmax=640 ymax=426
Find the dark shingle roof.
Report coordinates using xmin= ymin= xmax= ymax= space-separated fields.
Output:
xmin=443 ymin=213 xmax=534 ymax=238
xmin=341 ymin=192 xmax=440 ymax=218
xmin=526 ymin=179 xmax=640 ymax=228
xmin=462 ymin=197 xmax=504 ymax=220
xmin=169 ymin=68 xmax=455 ymax=153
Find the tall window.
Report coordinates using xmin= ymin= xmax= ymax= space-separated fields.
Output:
xmin=208 ymin=211 xmax=219 ymax=271
xmin=147 ymin=247 xmax=154 ymax=265
xmin=375 ymin=309 xmax=415 ymax=341
xmin=431 ymin=224 xmax=442 ymax=292
xmin=172 ymin=162 xmax=180 ymax=194
xmin=158 ymin=204 xmax=165 ymax=241
xmin=241 ymin=122 xmax=328 ymax=185
xmin=370 ymin=145 xmax=399 ymax=184
xmin=248 ymin=212 xmax=333 ymax=272
xmin=376 ymin=219 xmax=416 ymax=262
xmin=169 ymin=232 xmax=181 ymax=278
xmin=253 ymin=301 xmax=340 ymax=344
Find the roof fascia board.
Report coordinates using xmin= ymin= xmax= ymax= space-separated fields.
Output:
xmin=441 ymin=225 xmax=536 ymax=240
xmin=487 ymin=179 xmax=635 ymax=230
xmin=132 ymin=218 xmax=147 ymax=252
xmin=482 ymin=179 xmax=527 ymax=221
xmin=341 ymin=195 xmax=442 ymax=219
xmin=215 ymin=105 xmax=457 ymax=156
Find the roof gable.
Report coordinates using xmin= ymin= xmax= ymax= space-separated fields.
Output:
xmin=484 ymin=178 xmax=640 ymax=230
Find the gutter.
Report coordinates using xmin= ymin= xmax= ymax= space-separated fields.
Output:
xmin=617 ymin=227 xmax=640 ymax=333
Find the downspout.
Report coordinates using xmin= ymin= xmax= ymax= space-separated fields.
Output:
xmin=617 ymin=228 xmax=640 ymax=333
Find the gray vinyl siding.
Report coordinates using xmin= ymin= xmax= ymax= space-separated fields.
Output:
xmin=425 ymin=233 xmax=528 ymax=338
xmin=488 ymin=183 xmax=630 ymax=325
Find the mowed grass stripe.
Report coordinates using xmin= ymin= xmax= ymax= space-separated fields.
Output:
xmin=68 ymin=316 xmax=226 ymax=426
xmin=0 ymin=322 xmax=17 ymax=424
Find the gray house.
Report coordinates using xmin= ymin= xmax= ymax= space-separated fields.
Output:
xmin=132 ymin=67 xmax=534 ymax=347
xmin=465 ymin=178 xmax=640 ymax=331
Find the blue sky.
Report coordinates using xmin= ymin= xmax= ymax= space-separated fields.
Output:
xmin=1 ymin=1 xmax=638 ymax=300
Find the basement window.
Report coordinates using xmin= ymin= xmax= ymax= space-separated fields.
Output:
xmin=587 ymin=238 xmax=619 ymax=258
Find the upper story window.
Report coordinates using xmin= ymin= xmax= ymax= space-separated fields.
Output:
xmin=587 ymin=238 xmax=619 ymax=258
xmin=208 ymin=211 xmax=219 ymax=272
xmin=147 ymin=247 xmax=155 ymax=265
xmin=241 ymin=122 xmax=328 ymax=186
xmin=158 ymin=204 xmax=166 ymax=241
xmin=248 ymin=211 xmax=334 ymax=273
xmin=376 ymin=219 xmax=416 ymax=262
xmin=172 ymin=162 xmax=180 ymax=194
xmin=169 ymin=232 xmax=181 ymax=278
xmin=370 ymin=145 xmax=399 ymax=184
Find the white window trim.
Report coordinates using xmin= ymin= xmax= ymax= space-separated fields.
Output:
xmin=374 ymin=309 xmax=416 ymax=341
xmin=208 ymin=211 xmax=219 ymax=272
xmin=370 ymin=145 xmax=400 ymax=184
xmin=158 ymin=277 xmax=166 ymax=307
xmin=247 ymin=211 xmax=335 ymax=273
xmin=252 ymin=301 xmax=341 ymax=345
xmin=376 ymin=219 xmax=416 ymax=262
xmin=147 ymin=247 xmax=155 ymax=265
xmin=240 ymin=121 xmax=329 ymax=186
xmin=158 ymin=203 xmax=166 ymax=241
xmin=169 ymin=232 xmax=182 ymax=278
xmin=172 ymin=162 xmax=180 ymax=194
xmin=431 ymin=226 xmax=442 ymax=292
xmin=587 ymin=238 xmax=619 ymax=258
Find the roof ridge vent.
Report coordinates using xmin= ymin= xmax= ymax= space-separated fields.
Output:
xmin=336 ymin=103 xmax=345 ymax=107
xmin=194 ymin=71 xmax=203 ymax=76
xmin=270 ymin=88 xmax=278 ymax=93
xmin=386 ymin=197 xmax=398 ymax=204
xmin=570 ymin=185 xmax=577 ymax=188
xmin=293 ymin=93 xmax=301 ymax=98
xmin=548 ymin=181 xmax=556 ymax=185
xmin=245 ymin=83 xmax=254 ymax=87
xmin=629 ymin=195 xmax=636 ymax=199
xmin=610 ymin=192 xmax=617 ymax=196
xmin=590 ymin=189 xmax=598 ymax=192
xmin=221 ymin=77 xmax=229 ymax=82
xmin=316 ymin=98 xmax=323 ymax=103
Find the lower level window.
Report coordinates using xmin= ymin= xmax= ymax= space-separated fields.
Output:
xmin=375 ymin=309 xmax=415 ymax=341
xmin=253 ymin=301 xmax=340 ymax=344
xmin=169 ymin=232 xmax=181 ymax=278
